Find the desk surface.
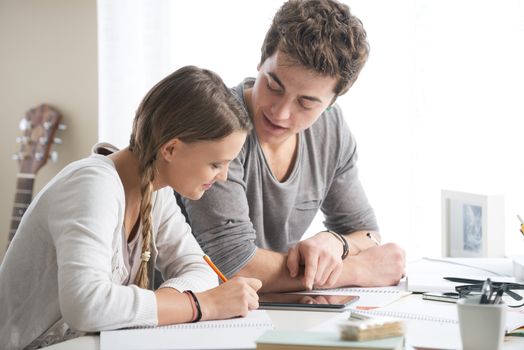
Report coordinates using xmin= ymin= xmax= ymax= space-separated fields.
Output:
xmin=42 ymin=295 xmax=524 ymax=350
xmin=43 ymin=258 xmax=524 ymax=350
xmin=42 ymin=308 xmax=346 ymax=350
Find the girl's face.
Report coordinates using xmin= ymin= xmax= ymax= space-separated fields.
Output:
xmin=156 ymin=131 xmax=247 ymax=200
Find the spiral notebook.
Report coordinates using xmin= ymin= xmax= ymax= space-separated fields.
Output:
xmin=100 ymin=310 xmax=273 ymax=350
xmin=294 ymin=285 xmax=411 ymax=310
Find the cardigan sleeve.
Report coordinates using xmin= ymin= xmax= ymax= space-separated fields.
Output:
xmin=153 ymin=188 xmax=218 ymax=292
xmin=46 ymin=164 xmax=157 ymax=331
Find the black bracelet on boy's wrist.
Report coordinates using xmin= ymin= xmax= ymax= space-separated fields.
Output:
xmin=326 ymin=230 xmax=349 ymax=260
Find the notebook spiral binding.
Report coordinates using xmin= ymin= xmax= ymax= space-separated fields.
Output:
xmin=356 ymin=309 xmax=458 ymax=324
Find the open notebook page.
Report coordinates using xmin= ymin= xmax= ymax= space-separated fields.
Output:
xmin=100 ymin=310 xmax=273 ymax=350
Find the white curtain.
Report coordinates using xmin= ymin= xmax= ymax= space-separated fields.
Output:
xmin=97 ymin=0 xmax=175 ymax=148
xmin=97 ymin=0 xmax=524 ymax=258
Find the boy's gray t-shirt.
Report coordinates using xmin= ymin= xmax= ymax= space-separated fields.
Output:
xmin=179 ymin=78 xmax=378 ymax=277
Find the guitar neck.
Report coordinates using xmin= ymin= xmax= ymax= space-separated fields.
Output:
xmin=8 ymin=174 xmax=35 ymax=243
xmin=7 ymin=104 xmax=64 ymax=249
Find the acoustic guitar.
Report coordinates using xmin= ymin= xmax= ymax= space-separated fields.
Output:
xmin=7 ymin=104 xmax=64 ymax=248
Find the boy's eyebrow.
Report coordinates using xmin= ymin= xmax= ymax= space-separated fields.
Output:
xmin=267 ymin=72 xmax=323 ymax=103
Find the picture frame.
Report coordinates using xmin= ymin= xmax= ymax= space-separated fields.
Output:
xmin=441 ymin=190 xmax=504 ymax=257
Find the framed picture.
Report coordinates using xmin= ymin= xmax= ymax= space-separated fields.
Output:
xmin=441 ymin=190 xmax=505 ymax=257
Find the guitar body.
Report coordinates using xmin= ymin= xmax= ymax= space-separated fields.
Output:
xmin=7 ymin=104 xmax=63 ymax=248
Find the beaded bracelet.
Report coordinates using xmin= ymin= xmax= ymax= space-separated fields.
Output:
xmin=327 ymin=230 xmax=349 ymax=260
xmin=183 ymin=290 xmax=202 ymax=322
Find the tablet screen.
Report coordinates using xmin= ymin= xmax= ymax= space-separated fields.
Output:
xmin=258 ymin=293 xmax=359 ymax=311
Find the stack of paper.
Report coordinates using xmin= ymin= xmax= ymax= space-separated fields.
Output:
xmin=340 ymin=313 xmax=404 ymax=341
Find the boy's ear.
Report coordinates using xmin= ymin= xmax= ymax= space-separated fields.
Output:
xmin=328 ymin=95 xmax=338 ymax=109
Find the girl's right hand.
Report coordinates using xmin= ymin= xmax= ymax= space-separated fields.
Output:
xmin=196 ymin=276 xmax=262 ymax=321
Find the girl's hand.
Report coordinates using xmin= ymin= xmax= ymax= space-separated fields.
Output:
xmin=197 ymin=277 xmax=262 ymax=320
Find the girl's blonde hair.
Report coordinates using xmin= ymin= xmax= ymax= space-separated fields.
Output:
xmin=128 ymin=66 xmax=251 ymax=289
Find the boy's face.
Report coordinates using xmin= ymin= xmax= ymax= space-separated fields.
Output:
xmin=248 ymin=50 xmax=338 ymax=146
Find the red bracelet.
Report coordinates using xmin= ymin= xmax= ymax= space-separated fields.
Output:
xmin=183 ymin=290 xmax=202 ymax=322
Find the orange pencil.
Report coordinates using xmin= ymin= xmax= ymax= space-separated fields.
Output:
xmin=203 ymin=255 xmax=228 ymax=282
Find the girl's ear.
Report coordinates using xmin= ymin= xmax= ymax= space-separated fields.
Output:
xmin=160 ymin=138 xmax=180 ymax=162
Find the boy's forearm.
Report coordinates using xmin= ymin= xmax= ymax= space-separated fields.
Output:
xmin=233 ymin=248 xmax=305 ymax=293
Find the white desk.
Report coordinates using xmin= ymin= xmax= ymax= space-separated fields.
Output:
xmin=43 ymin=258 xmax=524 ymax=350
xmin=42 ymin=297 xmax=524 ymax=350
xmin=42 ymin=309 xmax=347 ymax=350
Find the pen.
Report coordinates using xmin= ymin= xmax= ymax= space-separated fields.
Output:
xmin=203 ymin=255 xmax=228 ymax=283
xmin=444 ymin=277 xmax=485 ymax=284
xmin=479 ymin=278 xmax=492 ymax=304
xmin=349 ymin=311 xmax=371 ymax=320
xmin=366 ymin=232 xmax=380 ymax=246
xmin=487 ymin=284 xmax=495 ymax=302
xmin=492 ymin=285 xmax=505 ymax=304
